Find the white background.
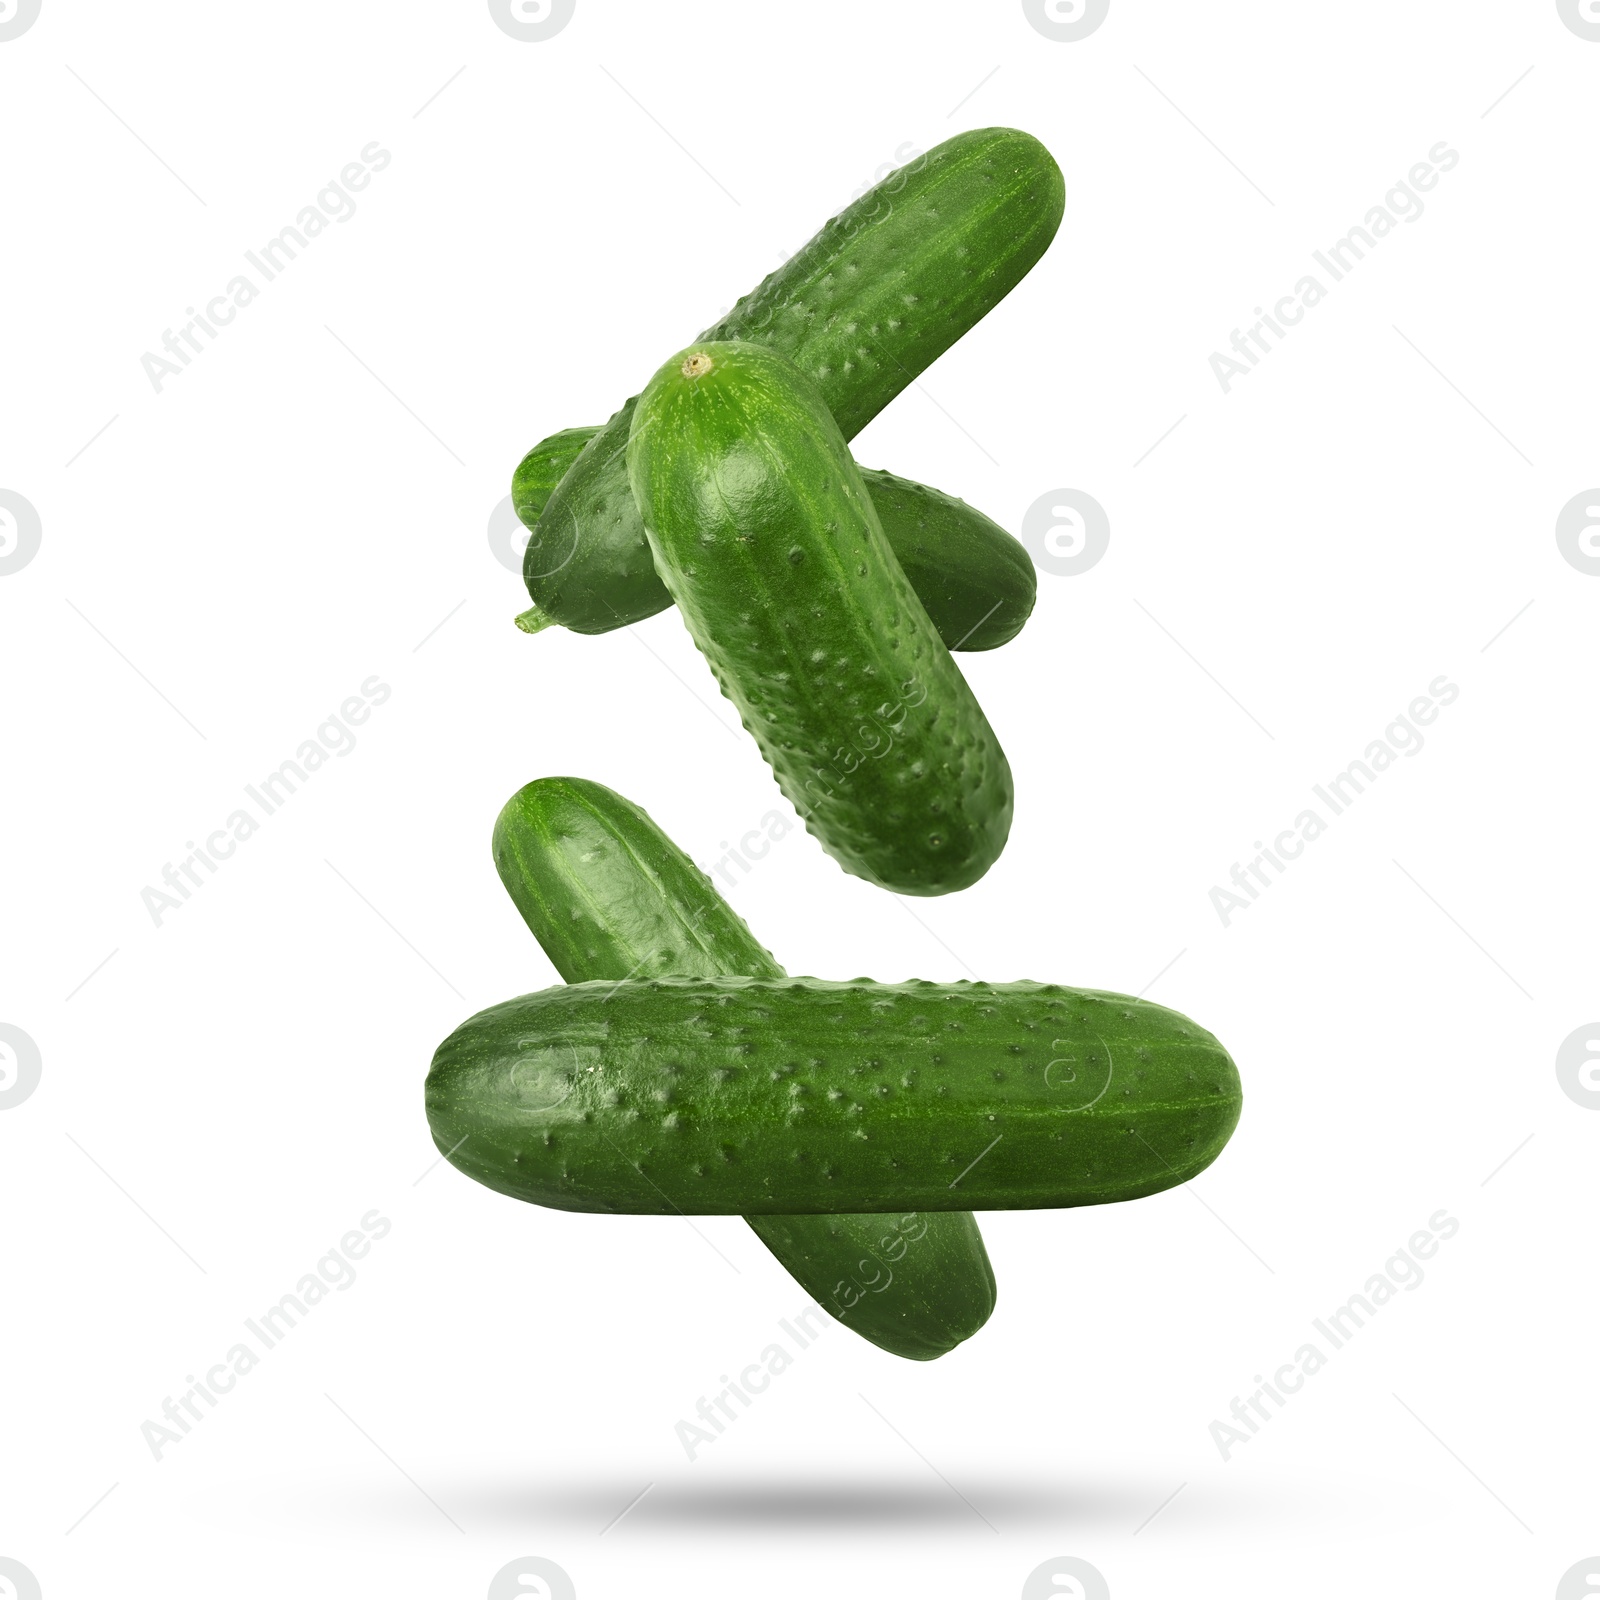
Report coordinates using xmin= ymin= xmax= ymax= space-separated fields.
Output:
xmin=3 ymin=2 xmax=1597 ymax=1596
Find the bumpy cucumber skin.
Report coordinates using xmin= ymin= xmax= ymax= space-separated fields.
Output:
xmin=628 ymin=340 xmax=1012 ymax=895
xmin=493 ymin=776 xmax=786 ymax=986
xmin=514 ymin=428 xmax=1033 ymax=653
xmin=744 ymin=1211 xmax=995 ymax=1363
xmin=857 ymin=468 xmax=1035 ymax=652
xmin=491 ymin=777 xmax=995 ymax=1360
xmin=425 ymin=977 xmax=1243 ymax=1215
xmin=523 ymin=127 xmax=1064 ymax=634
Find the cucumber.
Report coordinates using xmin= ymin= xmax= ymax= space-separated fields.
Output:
xmin=426 ymin=977 xmax=1243 ymax=1215
xmin=492 ymin=776 xmax=995 ymax=1360
xmin=857 ymin=467 xmax=1035 ymax=652
xmin=520 ymin=127 xmax=1063 ymax=635
xmin=492 ymin=776 xmax=786 ymax=989
xmin=514 ymin=427 xmax=1034 ymax=652
xmin=509 ymin=427 xmax=603 ymax=527
xmin=628 ymin=339 xmax=1012 ymax=895
xmin=743 ymin=1211 xmax=994 ymax=1363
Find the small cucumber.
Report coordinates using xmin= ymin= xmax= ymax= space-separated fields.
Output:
xmin=492 ymin=776 xmax=786 ymax=988
xmin=426 ymin=977 xmax=1243 ymax=1215
xmin=509 ymin=427 xmax=603 ymax=526
xmin=628 ymin=340 xmax=1012 ymax=895
xmin=513 ymin=427 xmax=1034 ymax=652
xmin=492 ymin=776 xmax=994 ymax=1360
xmin=520 ymin=127 xmax=1063 ymax=635
xmin=856 ymin=467 xmax=1036 ymax=652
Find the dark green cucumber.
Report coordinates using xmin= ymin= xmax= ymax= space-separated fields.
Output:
xmin=743 ymin=1211 xmax=994 ymax=1363
xmin=492 ymin=776 xmax=994 ymax=1360
xmin=520 ymin=126 xmax=1063 ymax=635
xmin=514 ymin=427 xmax=1034 ymax=652
xmin=628 ymin=340 xmax=1012 ymax=895
xmin=426 ymin=977 xmax=1243 ymax=1215
xmin=858 ymin=468 xmax=1035 ymax=651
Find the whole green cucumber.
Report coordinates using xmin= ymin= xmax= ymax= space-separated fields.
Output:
xmin=520 ymin=127 xmax=1063 ymax=635
xmin=628 ymin=340 xmax=1012 ymax=895
xmin=492 ymin=776 xmax=995 ymax=1360
xmin=426 ymin=977 xmax=1243 ymax=1215
xmin=513 ymin=427 xmax=1034 ymax=652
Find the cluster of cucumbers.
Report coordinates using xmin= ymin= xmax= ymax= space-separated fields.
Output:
xmin=427 ymin=129 xmax=1243 ymax=1361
